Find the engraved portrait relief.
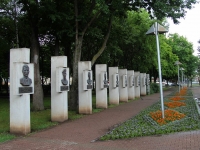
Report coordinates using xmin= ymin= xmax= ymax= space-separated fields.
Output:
xmin=86 ymin=71 xmax=93 ymax=89
xmin=125 ymin=75 xmax=127 ymax=87
xmin=138 ymin=76 xmax=140 ymax=86
xmin=61 ymin=69 xmax=68 ymax=85
xmin=87 ymin=71 xmax=92 ymax=85
xmin=132 ymin=76 xmax=134 ymax=86
xmin=103 ymin=73 xmax=107 ymax=85
xmin=20 ymin=64 xmax=32 ymax=86
xmin=116 ymin=74 xmax=119 ymax=87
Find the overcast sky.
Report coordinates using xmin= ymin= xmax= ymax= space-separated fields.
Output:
xmin=167 ymin=2 xmax=200 ymax=56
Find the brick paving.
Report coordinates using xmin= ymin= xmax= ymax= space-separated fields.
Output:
xmin=1 ymin=87 xmax=200 ymax=150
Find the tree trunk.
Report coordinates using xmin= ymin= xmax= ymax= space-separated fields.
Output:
xmin=0 ymin=76 xmax=2 ymax=93
xmin=54 ymin=36 xmax=59 ymax=56
xmin=69 ymin=36 xmax=82 ymax=110
xmin=187 ymin=76 xmax=189 ymax=87
xmin=30 ymin=15 xmax=44 ymax=111
xmin=69 ymin=0 xmax=102 ymax=110
xmin=91 ymin=15 xmax=112 ymax=66
xmin=64 ymin=40 xmax=72 ymax=69
xmin=14 ymin=0 xmax=19 ymax=48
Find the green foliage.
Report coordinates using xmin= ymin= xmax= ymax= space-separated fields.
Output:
xmin=159 ymin=35 xmax=178 ymax=79
xmin=0 ymin=0 xmax=198 ymax=78
xmin=100 ymin=89 xmax=200 ymax=140
xmin=150 ymin=83 xmax=159 ymax=94
xmin=0 ymin=38 xmax=10 ymax=79
xmin=0 ymin=0 xmax=198 ymax=109
xmin=103 ymin=9 xmax=156 ymax=71
xmin=167 ymin=33 xmax=199 ymax=79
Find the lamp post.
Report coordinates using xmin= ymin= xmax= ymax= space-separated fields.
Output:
xmin=146 ymin=22 xmax=168 ymax=118
xmin=180 ymin=67 xmax=185 ymax=88
xmin=175 ymin=61 xmax=182 ymax=93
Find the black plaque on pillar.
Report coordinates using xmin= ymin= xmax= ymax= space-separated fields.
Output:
xmin=60 ymin=86 xmax=69 ymax=91
xmin=19 ymin=87 xmax=33 ymax=94
xmin=104 ymin=84 xmax=109 ymax=88
xmin=87 ymin=85 xmax=93 ymax=89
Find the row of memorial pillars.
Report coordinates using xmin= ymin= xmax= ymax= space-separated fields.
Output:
xmin=10 ymin=48 xmax=150 ymax=135
xmin=107 ymin=69 xmax=150 ymax=105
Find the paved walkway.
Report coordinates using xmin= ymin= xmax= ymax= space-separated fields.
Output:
xmin=1 ymin=87 xmax=200 ymax=150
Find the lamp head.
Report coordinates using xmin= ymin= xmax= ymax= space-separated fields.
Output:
xmin=174 ymin=61 xmax=182 ymax=65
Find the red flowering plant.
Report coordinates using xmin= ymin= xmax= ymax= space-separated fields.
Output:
xmin=150 ymin=109 xmax=186 ymax=125
xmin=164 ymin=101 xmax=186 ymax=108
xmin=169 ymin=96 xmax=185 ymax=101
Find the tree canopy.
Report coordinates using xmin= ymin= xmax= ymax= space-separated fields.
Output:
xmin=0 ymin=0 xmax=198 ymax=110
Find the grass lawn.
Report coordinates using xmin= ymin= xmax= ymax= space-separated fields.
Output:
xmin=0 ymin=98 xmax=16 ymax=142
xmin=0 ymin=93 xmax=126 ymax=143
xmin=0 ymin=96 xmax=84 ymax=143
xmin=100 ymin=88 xmax=200 ymax=140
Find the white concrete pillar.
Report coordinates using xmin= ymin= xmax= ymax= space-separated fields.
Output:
xmin=127 ymin=70 xmax=135 ymax=100
xmin=78 ymin=61 xmax=92 ymax=114
xmin=10 ymin=48 xmax=34 ymax=135
xmin=134 ymin=71 xmax=140 ymax=98
xmin=146 ymin=74 xmax=150 ymax=95
xmin=51 ymin=56 xmax=68 ymax=122
xmin=140 ymin=73 xmax=147 ymax=96
xmin=119 ymin=69 xmax=128 ymax=102
xmin=95 ymin=64 xmax=108 ymax=108
xmin=108 ymin=67 xmax=119 ymax=105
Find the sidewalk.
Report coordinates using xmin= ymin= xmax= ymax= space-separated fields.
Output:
xmin=1 ymin=87 xmax=200 ymax=150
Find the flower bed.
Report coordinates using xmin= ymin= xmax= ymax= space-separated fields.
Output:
xmin=150 ymin=109 xmax=186 ymax=125
xmin=100 ymin=88 xmax=200 ymax=141
xmin=152 ymin=87 xmax=187 ymax=124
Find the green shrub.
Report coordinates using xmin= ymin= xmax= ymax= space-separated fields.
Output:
xmin=150 ymin=83 xmax=159 ymax=94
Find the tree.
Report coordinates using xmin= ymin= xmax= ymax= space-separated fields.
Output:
xmin=1 ymin=0 xmax=198 ymax=111
xmin=159 ymin=35 xmax=178 ymax=83
xmin=197 ymin=40 xmax=200 ymax=85
xmin=0 ymin=0 xmax=21 ymax=93
xmin=185 ymin=55 xmax=198 ymax=86
xmin=71 ymin=0 xmax=197 ymax=110
xmin=0 ymin=38 xmax=10 ymax=93
xmin=18 ymin=0 xmax=44 ymax=110
xmin=167 ymin=33 xmax=198 ymax=86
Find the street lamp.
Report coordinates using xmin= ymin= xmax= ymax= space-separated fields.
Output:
xmin=175 ymin=61 xmax=182 ymax=92
xmin=146 ymin=22 xmax=168 ymax=118
xmin=180 ymin=67 xmax=185 ymax=88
